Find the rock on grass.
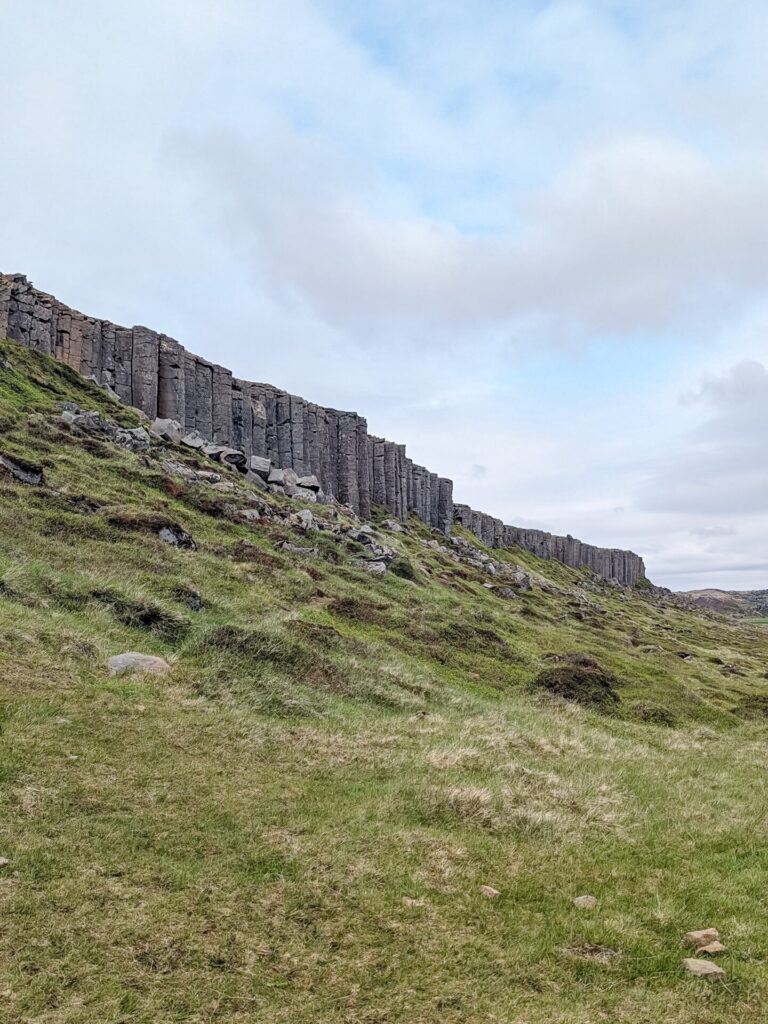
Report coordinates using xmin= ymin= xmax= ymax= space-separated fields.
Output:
xmin=108 ymin=652 xmax=171 ymax=677
xmin=682 ymin=958 xmax=726 ymax=979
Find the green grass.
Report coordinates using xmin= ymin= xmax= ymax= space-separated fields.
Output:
xmin=1 ymin=339 xmax=768 ymax=1021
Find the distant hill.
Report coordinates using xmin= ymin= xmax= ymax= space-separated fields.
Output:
xmin=677 ymin=588 xmax=768 ymax=618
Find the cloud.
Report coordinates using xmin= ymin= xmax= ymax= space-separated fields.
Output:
xmin=639 ymin=360 xmax=768 ymax=516
xmin=182 ymin=129 xmax=768 ymax=343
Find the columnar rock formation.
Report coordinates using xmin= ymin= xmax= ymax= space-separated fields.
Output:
xmin=0 ymin=272 xmax=646 ymax=584
xmin=453 ymin=505 xmax=646 ymax=587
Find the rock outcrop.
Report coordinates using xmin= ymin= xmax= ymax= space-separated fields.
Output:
xmin=0 ymin=272 xmax=647 ymax=585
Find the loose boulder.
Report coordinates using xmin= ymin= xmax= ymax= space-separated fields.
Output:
xmin=296 ymin=474 xmax=321 ymax=491
xmin=151 ymin=418 xmax=183 ymax=443
xmin=249 ymin=455 xmax=271 ymax=478
xmin=181 ymin=432 xmax=206 ymax=450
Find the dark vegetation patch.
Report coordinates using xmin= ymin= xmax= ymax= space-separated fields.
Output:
xmin=438 ymin=620 xmax=510 ymax=653
xmin=34 ymin=574 xmax=189 ymax=642
xmin=178 ymin=487 xmax=235 ymax=520
xmin=389 ymin=556 xmax=419 ymax=582
xmin=34 ymin=491 xmax=105 ymax=516
xmin=89 ymin=589 xmax=190 ymax=643
xmin=328 ymin=596 xmax=390 ymax=625
xmin=289 ymin=620 xmax=345 ymax=650
xmin=230 ymin=541 xmax=283 ymax=568
xmin=629 ymin=701 xmax=678 ymax=727
xmin=172 ymin=585 xmax=203 ymax=611
xmin=731 ymin=695 xmax=768 ymax=720
xmin=532 ymin=653 xmax=621 ymax=709
xmin=106 ymin=509 xmax=196 ymax=548
xmin=192 ymin=624 xmax=311 ymax=670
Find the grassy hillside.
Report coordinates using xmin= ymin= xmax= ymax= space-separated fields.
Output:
xmin=1 ymin=339 xmax=768 ymax=1022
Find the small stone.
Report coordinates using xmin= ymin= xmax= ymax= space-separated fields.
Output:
xmin=682 ymin=958 xmax=726 ymax=979
xmin=685 ymin=928 xmax=720 ymax=948
xmin=573 ymin=895 xmax=598 ymax=909
xmin=480 ymin=885 xmax=501 ymax=899
xmin=158 ymin=525 xmax=196 ymax=549
xmin=108 ymin=653 xmax=171 ymax=677
xmin=0 ymin=857 xmax=9 ymax=868
xmin=697 ymin=941 xmax=726 ymax=955
xmin=267 ymin=467 xmax=285 ymax=485
xmin=402 ymin=896 xmax=425 ymax=907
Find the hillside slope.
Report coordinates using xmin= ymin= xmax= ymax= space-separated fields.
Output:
xmin=2 ymin=339 xmax=768 ymax=1022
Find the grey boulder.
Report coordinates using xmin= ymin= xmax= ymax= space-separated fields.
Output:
xmin=108 ymin=652 xmax=171 ymax=676
xmin=151 ymin=418 xmax=183 ymax=443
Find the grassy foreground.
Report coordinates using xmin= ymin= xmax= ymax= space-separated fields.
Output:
xmin=1 ymin=340 xmax=768 ymax=1022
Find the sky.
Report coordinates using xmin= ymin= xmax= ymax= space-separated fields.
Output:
xmin=1 ymin=0 xmax=767 ymax=591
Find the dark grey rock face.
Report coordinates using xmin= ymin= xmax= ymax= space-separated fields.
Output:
xmin=0 ymin=272 xmax=647 ymax=583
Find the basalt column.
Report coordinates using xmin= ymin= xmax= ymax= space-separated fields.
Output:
xmin=131 ymin=327 xmax=160 ymax=419
xmin=231 ymin=379 xmax=252 ymax=457
xmin=157 ymin=337 xmax=187 ymax=422
xmin=194 ymin=359 xmax=214 ymax=438
xmin=212 ymin=364 xmax=233 ymax=445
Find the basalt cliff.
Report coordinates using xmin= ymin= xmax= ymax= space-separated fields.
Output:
xmin=0 ymin=272 xmax=646 ymax=586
